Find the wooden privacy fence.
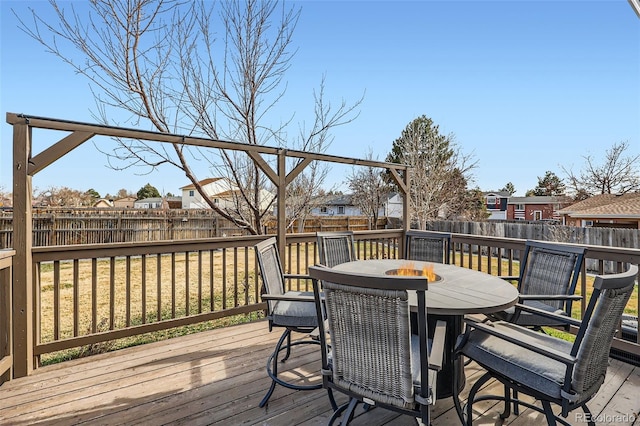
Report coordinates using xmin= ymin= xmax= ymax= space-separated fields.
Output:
xmin=428 ymin=220 xmax=640 ymax=273
xmin=429 ymin=220 xmax=640 ymax=248
xmin=0 ymin=210 xmax=388 ymax=248
xmin=265 ymin=216 xmax=387 ymax=234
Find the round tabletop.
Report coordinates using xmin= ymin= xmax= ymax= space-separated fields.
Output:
xmin=332 ymin=259 xmax=519 ymax=316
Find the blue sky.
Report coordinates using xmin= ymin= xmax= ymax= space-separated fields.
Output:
xmin=1 ymin=0 xmax=639 ymax=198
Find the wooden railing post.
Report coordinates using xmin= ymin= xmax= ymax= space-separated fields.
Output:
xmin=12 ymin=121 xmax=35 ymax=377
xmin=0 ymin=249 xmax=15 ymax=384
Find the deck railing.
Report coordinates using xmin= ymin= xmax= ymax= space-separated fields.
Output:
xmin=7 ymin=230 xmax=640 ymax=378
xmin=28 ymin=230 xmax=402 ymax=363
xmin=0 ymin=249 xmax=14 ymax=385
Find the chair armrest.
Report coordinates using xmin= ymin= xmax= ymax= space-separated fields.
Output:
xmin=519 ymin=294 xmax=582 ymax=301
xmin=428 ymin=320 xmax=447 ymax=371
xmin=262 ymin=293 xmax=315 ymax=303
xmin=284 ymin=273 xmax=312 ymax=280
xmin=500 ymin=275 xmax=519 ymax=282
xmin=463 ymin=318 xmax=577 ymax=366
xmin=512 ymin=303 xmax=583 ymax=327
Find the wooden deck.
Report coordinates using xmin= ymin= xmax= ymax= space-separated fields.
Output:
xmin=1 ymin=320 xmax=638 ymax=425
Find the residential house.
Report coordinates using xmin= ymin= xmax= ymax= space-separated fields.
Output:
xmin=310 ymin=194 xmax=365 ymax=216
xmin=279 ymin=193 xmax=400 ymax=219
xmin=113 ymin=196 xmax=136 ymax=208
xmin=180 ymin=178 xmax=274 ymax=212
xmin=507 ymin=196 xmax=572 ymax=221
xmin=133 ymin=196 xmax=182 ymax=209
xmin=558 ymin=192 xmax=640 ymax=229
xmin=134 ymin=197 xmax=165 ymax=209
xmin=384 ymin=192 xmax=403 ymax=219
xmin=483 ymin=191 xmax=510 ymax=220
xmin=93 ymin=199 xmax=114 ymax=208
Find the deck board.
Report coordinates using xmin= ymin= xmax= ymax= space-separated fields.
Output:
xmin=0 ymin=320 xmax=637 ymax=425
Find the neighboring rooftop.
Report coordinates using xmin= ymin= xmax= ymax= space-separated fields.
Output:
xmin=562 ymin=192 xmax=640 ymax=219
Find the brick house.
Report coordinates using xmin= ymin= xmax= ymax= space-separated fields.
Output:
xmin=507 ymin=196 xmax=573 ymax=222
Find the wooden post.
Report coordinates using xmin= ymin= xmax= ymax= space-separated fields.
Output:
xmin=277 ymin=150 xmax=287 ymax=267
xmin=12 ymin=122 xmax=34 ymax=377
xmin=400 ymin=168 xmax=411 ymax=259
xmin=0 ymin=249 xmax=15 ymax=384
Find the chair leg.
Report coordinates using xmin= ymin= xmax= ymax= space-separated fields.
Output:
xmin=513 ymin=389 xmax=520 ymax=414
xmin=328 ymin=398 xmax=358 ymax=426
xmin=499 ymin=384 xmax=512 ymax=419
xmin=462 ymin=372 xmax=493 ymax=426
xmin=340 ymin=398 xmax=359 ymax=426
xmin=582 ymin=405 xmax=596 ymax=426
xmin=259 ymin=329 xmax=290 ymax=407
xmin=541 ymin=400 xmax=558 ymax=426
xmin=328 ymin=388 xmax=338 ymax=411
xmin=282 ymin=330 xmax=293 ymax=361
xmin=259 ymin=328 xmax=323 ymax=408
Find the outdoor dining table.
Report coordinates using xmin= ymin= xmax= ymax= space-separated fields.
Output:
xmin=331 ymin=258 xmax=520 ymax=399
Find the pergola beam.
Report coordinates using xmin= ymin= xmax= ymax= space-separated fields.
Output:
xmin=6 ymin=113 xmax=406 ymax=172
xmin=6 ymin=112 xmax=412 ymax=377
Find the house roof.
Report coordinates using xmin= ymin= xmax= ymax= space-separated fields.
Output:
xmin=135 ymin=196 xmax=182 ymax=203
xmin=93 ymin=199 xmax=114 ymax=207
xmin=508 ymin=195 xmax=572 ymax=204
xmin=561 ymin=192 xmax=640 ymax=219
xmin=483 ymin=191 xmax=511 ymax=197
xmin=211 ymin=189 xmax=239 ymax=198
xmin=557 ymin=193 xmax=620 ymax=214
xmin=322 ymin=194 xmax=353 ymax=205
xmin=180 ymin=177 xmax=225 ymax=190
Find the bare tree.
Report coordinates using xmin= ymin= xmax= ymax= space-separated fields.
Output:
xmin=0 ymin=185 xmax=11 ymax=208
xmin=386 ymin=116 xmax=477 ymax=229
xmin=347 ymin=150 xmax=392 ymax=230
xmin=35 ymin=186 xmax=94 ymax=207
xmin=562 ymin=140 xmax=640 ymax=196
xmin=18 ymin=0 xmax=361 ymax=234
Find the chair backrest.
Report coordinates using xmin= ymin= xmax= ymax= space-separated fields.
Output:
xmin=255 ymin=237 xmax=286 ymax=303
xmin=404 ymin=230 xmax=451 ymax=264
xmin=518 ymin=240 xmax=586 ymax=311
xmin=316 ymin=231 xmax=357 ymax=267
xmin=568 ymin=264 xmax=637 ymax=401
xmin=308 ymin=265 xmax=433 ymax=422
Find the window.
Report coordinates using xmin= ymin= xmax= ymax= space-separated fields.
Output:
xmin=320 ymin=206 xmax=328 ymax=213
xmin=189 ymin=190 xmax=194 ymax=197
xmin=338 ymin=206 xmax=345 ymax=214
xmin=516 ymin=204 xmax=525 ymax=210
xmin=487 ymin=196 xmax=496 ymax=205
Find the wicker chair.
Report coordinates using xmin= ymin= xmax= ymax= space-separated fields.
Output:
xmin=454 ymin=264 xmax=638 ymax=426
xmin=489 ymin=240 xmax=586 ymax=329
xmin=255 ymin=237 xmax=336 ymax=409
xmin=404 ymin=230 xmax=451 ymax=264
xmin=316 ymin=231 xmax=357 ymax=267
xmin=308 ymin=265 xmax=447 ymax=425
